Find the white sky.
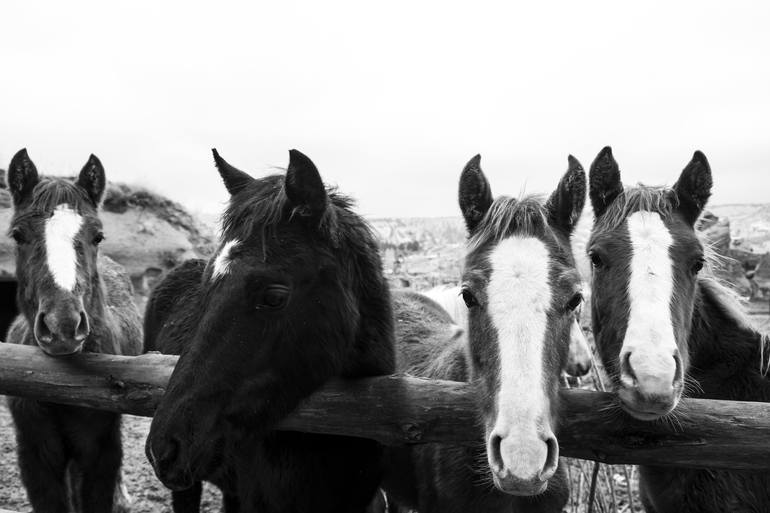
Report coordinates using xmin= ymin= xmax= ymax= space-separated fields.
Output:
xmin=1 ymin=1 xmax=769 ymax=218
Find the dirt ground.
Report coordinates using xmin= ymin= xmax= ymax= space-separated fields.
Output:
xmin=0 ymin=405 xmax=222 ymax=512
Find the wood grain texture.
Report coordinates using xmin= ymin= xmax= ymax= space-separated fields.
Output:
xmin=2 ymin=342 xmax=770 ymax=470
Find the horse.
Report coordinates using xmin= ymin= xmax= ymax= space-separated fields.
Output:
xmin=142 ymin=259 xmax=239 ymax=512
xmin=383 ymin=154 xmax=587 ymax=513
xmin=423 ymin=284 xmax=593 ymax=378
xmin=586 ymin=146 xmax=770 ymax=513
xmin=4 ymin=149 xmax=143 ymax=512
xmin=144 ymin=149 xmax=396 ymax=512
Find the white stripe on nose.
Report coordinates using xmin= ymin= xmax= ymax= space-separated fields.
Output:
xmin=487 ymin=236 xmax=551 ymax=436
xmin=623 ymin=211 xmax=677 ymax=386
xmin=44 ymin=204 xmax=83 ymax=291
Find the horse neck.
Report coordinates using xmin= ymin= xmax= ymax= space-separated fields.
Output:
xmin=86 ymin=274 xmax=108 ymax=319
xmin=687 ymin=280 xmax=770 ymax=401
xmin=82 ymin=267 xmax=119 ymax=351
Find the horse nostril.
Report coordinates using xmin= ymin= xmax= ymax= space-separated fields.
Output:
xmin=488 ymin=433 xmax=504 ymax=473
xmin=75 ymin=311 xmax=90 ymax=341
xmin=620 ymin=351 xmax=637 ymax=386
xmin=156 ymin=436 xmax=181 ymax=473
xmin=673 ymin=349 xmax=683 ymax=385
xmin=34 ymin=313 xmax=53 ymax=343
xmin=539 ymin=436 xmax=559 ymax=481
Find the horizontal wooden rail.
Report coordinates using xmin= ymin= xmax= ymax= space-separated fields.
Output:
xmin=2 ymin=342 xmax=770 ymax=470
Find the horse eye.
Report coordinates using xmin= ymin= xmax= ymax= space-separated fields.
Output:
xmin=566 ymin=292 xmax=583 ymax=312
xmin=93 ymin=232 xmax=105 ymax=245
xmin=11 ymin=228 xmax=26 ymax=245
xmin=692 ymin=258 xmax=704 ymax=274
xmin=590 ymin=252 xmax=604 ymax=269
xmin=256 ymin=285 xmax=291 ymax=310
xmin=461 ymin=288 xmax=478 ymax=308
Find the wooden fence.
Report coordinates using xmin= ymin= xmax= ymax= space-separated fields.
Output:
xmin=2 ymin=343 xmax=770 ymax=470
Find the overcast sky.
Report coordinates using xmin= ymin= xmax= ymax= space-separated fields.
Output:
xmin=1 ymin=1 xmax=768 ymax=218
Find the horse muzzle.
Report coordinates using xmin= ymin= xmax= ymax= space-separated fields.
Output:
xmin=146 ymin=434 xmax=195 ymax=491
xmin=486 ymin=425 xmax=559 ymax=496
xmin=617 ymin=347 xmax=684 ymax=420
xmin=34 ymin=296 xmax=90 ymax=356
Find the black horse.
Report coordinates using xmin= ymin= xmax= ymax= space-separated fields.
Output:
xmin=383 ymin=155 xmax=587 ymax=512
xmin=5 ymin=149 xmax=143 ymax=512
xmin=144 ymin=149 xmax=395 ymax=512
xmin=587 ymin=147 xmax=770 ymax=512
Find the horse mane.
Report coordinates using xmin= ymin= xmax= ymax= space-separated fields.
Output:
xmin=598 ymin=185 xmax=678 ymax=230
xmin=697 ymin=274 xmax=770 ymax=377
xmin=693 ymin=215 xmax=770 ymax=376
xmin=220 ymin=173 xmax=359 ymax=249
xmin=467 ymin=194 xmax=547 ymax=252
xmin=10 ymin=178 xmax=93 ymax=227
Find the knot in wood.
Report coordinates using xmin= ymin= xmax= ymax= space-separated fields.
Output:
xmin=402 ymin=423 xmax=423 ymax=442
xmin=109 ymin=376 xmax=126 ymax=389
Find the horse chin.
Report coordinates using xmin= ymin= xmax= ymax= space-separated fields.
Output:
xmin=37 ymin=340 xmax=84 ymax=357
xmin=492 ymin=475 xmax=549 ymax=496
xmin=158 ymin=472 xmax=195 ymax=492
xmin=618 ymin=392 xmax=678 ymax=422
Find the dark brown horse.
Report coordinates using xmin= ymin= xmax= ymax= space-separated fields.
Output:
xmin=587 ymin=146 xmax=770 ymax=512
xmin=383 ymin=154 xmax=587 ymax=512
xmin=5 ymin=149 xmax=143 ymax=512
xmin=144 ymin=149 xmax=395 ymax=512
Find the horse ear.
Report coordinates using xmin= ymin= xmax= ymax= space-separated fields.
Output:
xmin=458 ymin=154 xmax=493 ymax=233
xmin=589 ymin=146 xmax=623 ymax=218
xmin=673 ymin=151 xmax=712 ymax=226
xmin=6 ymin=148 xmax=40 ymax=207
xmin=546 ymin=155 xmax=586 ymax=236
xmin=212 ymin=149 xmax=254 ymax=196
xmin=284 ymin=149 xmax=327 ymax=217
xmin=76 ymin=154 xmax=106 ymax=207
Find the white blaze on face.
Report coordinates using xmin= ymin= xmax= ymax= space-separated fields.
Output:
xmin=487 ymin=236 xmax=552 ymax=453
xmin=212 ymin=239 xmax=240 ymax=280
xmin=623 ymin=211 xmax=677 ymax=388
xmin=45 ymin=204 xmax=84 ymax=291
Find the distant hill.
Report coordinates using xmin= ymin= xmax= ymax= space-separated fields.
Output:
xmin=370 ymin=217 xmax=465 ymax=252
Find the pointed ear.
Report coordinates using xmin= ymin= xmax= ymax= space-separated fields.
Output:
xmin=589 ymin=146 xmax=623 ymax=218
xmin=76 ymin=154 xmax=106 ymax=207
xmin=6 ymin=148 xmax=40 ymax=207
xmin=458 ymin=154 xmax=493 ymax=233
xmin=546 ymin=155 xmax=586 ymax=236
xmin=673 ymin=151 xmax=712 ymax=226
xmin=212 ymin=149 xmax=254 ymax=196
xmin=284 ymin=149 xmax=327 ymax=217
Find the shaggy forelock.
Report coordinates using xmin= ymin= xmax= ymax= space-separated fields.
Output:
xmin=219 ymin=173 xmax=357 ymax=248
xmin=467 ymin=195 xmax=548 ymax=252
xmin=10 ymin=178 xmax=94 ymax=229
xmin=598 ymin=186 xmax=679 ymax=230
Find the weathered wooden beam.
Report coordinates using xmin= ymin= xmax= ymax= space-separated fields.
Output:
xmin=2 ymin=342 xmax=770 ymax=470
